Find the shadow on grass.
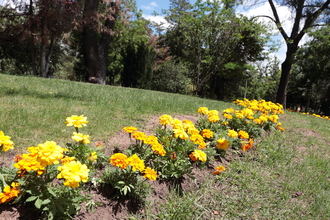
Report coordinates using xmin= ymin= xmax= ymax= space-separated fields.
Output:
xmin=0 ymin=86 xmax=87 ymax=102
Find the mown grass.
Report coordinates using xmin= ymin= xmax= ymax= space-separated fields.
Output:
xmin=0 ymin=74 xmax=232 ymax=147
xmin=132 ymin=112 xmax=330 ymax=219
xmin=1 ymin=74 xmax=329 ymax=219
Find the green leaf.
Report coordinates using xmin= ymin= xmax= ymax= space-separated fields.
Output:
xmin=35 ymin=198 xmax=43 ymax=209
xmin=25 ymin=196 xmax=38 ymax=202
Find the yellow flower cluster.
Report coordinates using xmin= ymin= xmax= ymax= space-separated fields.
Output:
xmin=201 ymin=129 xmax=214 ymax=139
xmin=127 ymin=127 xmax=166 ymax=156
xmin=88 ymin=152 xmax=98 ymax=162
xmin=302 ymin=112 xmax=330 ymax=121
xmin=234 ymin=99 xmax=284 ymax=115
xmin=198 ymin=107 xmax=220 ymax=122
xmin=109 ymin=153 xmax=158 ymax=181
xmin=72 ymin=132 xmax=90 ymax=144
xmin=0 ymin=182 xmax=20 ymax=204
xmin=57 ymin=161 xmax=89 ymax=188
xmin=0 ymin=131 xmax=14 ymax=152
xmin=65 ymin=115 xmax=88 ymax=128
xmin=189 ymin=149 xmax=207 ymax=162
xmin=14 ymin=141 xmax=67 ymax=174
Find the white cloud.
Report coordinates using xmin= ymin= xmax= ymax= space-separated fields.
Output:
xmin=142 ymin=1 xmax=159 ymax=11
xmin=143 ymin=15 xmax=171 ymax=29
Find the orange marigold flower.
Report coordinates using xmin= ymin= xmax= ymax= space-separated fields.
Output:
xmin=109 ymin=153 xmax=129 ymax=169
xmin=0 ymin=182 xmax=20 ymax=204
xmin=241 ymin=139 xmax=254 ymax=152
xmin=212 ymin=165 xmax=226 ymax=175
xmin=216 ymin=138 xmax=230 ymax=150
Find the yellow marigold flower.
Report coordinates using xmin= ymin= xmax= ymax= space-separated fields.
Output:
xmin=182 ymin=120 xmax=195 ymax=131
xmin=14 ymin=153 xmax=45 ymax=174
xmin=241 ymin=139 xmax=254 ymax=152
xmin=259 ymin=115 xmax=268 ymax=123
xmin=235 ymin=112 xmax=245 ymax=119
xmin=189 ymin=149 xmax=207 ymax=162
xmin=216 ymin=138 xmax=230 ymax=150
xmin=268 ymin=115 xmax=279 ymax=123
xmin=0 ymin=131 xmax=14 ymax=152
xmin=208 ymin=115 xmax=220 ymax=123
xmin=173 ymin=129 xmax=189 ymax=140
xmin=143 ymin=167 xmax=158 ymax=181
xmin=190 ymin=134 xmax=205 ymax=146
xmin=144 ymin=135 xmax=159 ymax=145
xmin=253 ymin=118 xmax=262 ymax=124
xmin=151 ymin=143 xmax=166 ymax=156
xmin=132 ymin=131 xmax=147 ymax=141
xmin=222 ymin=121 xmax=229 ymax=126
xmin=61 ymin=156 xmax=76 ymax=164
xmin=241 ymin=108 xmax=254 ymax=117
xmin=88 ymin=152 xmax=98 ymax=162
xmin=197 ymin=107 xmax=209 ymax=115
xmin=159 ymin=114 xmax=173 ymax=126
xmin=187 ymin=127 xmax=200 ymax=136
xmin=72 ymin=132 xmax=90 ymax=144
xmin=123 ymin=126 xmax=138 ymax=133
xmin=227 ymin=130 xmax=238 ymax=138
xmin=201 ymin=129 xmax=214 ymax=139
xmin=27 ymin=141 xmax=66 ymax=167
xmin=57 ymin=161 xmax=89 ymax=188
xmin=223 ymin=108 xmax=235 ymax=114
xmin=171 ymin=119 xmax=183 ymax=129
xmin=127 ymin=154 xmax=145 ymax=172
xmin=198 ymin=142 xmax=207 ymax=149
xmin=212 ymin=165 xmax=226 ymax=175
xmin=109 ymin=153 xmax=129 ymax=169
xmin=238 ymin=130 xmax=249 ymax=139
xmin=0 ymin=182 xmax=20 ymax=204
xmin=223 ymin=113 xmax=233 ymax=120
xmin=65 ymin=115 xmax=88 ymax=128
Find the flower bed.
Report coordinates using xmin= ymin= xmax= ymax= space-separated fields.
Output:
xmin=0 ymin=99 xmax=284 ymax=219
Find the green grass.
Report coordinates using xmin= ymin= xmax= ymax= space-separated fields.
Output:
xmin=0 ymin=74 xmax=232 ymax=147
xmin=133 ymin=112 xmax=330 ymax=220
xmin=1 ymin=74 xmax=330 ymax=219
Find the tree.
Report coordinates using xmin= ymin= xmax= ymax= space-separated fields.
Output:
xmin=253 ymin=0 xmax=330 ymax=107
xmin=80 ymin=0 xmax=119 ymax=84
xmin=0 ymin=0 xmax=80 ymax=77
xmin=164 ymin=0 xmax=267 ymax=99
xmin=288 ymin=26 xmax=330 ymax=114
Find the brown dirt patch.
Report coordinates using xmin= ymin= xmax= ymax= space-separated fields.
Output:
xmin=296 ymin=128 xmax=321 ymax=138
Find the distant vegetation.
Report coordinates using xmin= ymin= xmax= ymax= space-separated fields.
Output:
xmin=0 ymin=0 xmax=329 ymax=114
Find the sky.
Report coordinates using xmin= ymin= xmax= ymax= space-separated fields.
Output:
xmin=136 ymin=0 xmax=310 ymax=62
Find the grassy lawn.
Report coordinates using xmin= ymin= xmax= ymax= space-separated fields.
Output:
xmin=0 ymin=74 xmax=232 ymax=148
xmin=133 ymin=112 xmax=330 ymax=220
xmin=1 ymin=74 xmax=329 ymax=219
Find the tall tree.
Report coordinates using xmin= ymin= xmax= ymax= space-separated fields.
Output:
xmin=253 ymin=0 xmax=330 ymax=107
xmin=81 ymin=0 xmax=119 ymax=84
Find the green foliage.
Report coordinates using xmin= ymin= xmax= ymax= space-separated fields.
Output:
xmin=149 ymin=60 xmax=192 ymax=94
xmin=164 ymin=0 xmax=268 ymax=99
xmin=100 ymin=167 xmax=150 ymax=201
xmin=288 ymin=26 xmax=330 ymax=115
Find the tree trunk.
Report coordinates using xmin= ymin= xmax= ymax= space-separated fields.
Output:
xmin=82 ymin=0 xmax=106 ymax=84
xmin=275 ymin=44 xmax=297 ymax=108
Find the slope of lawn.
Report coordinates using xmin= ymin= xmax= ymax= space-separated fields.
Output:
xmin=0 ymin=74 xmax=232 ymax=148
xmin=1 ymin=74 xmax=329 ymax=219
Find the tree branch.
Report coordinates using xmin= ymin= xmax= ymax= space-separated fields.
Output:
xmin=250 ymin=15 xmax=276 ymax=23
xmin=268 ymin=0 xmax=289 ymax=41
xmin=296 ymin=0 xmax=330 ymax=44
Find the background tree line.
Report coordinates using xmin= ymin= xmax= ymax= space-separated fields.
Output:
xmin=0 ymin=0 xmax=329 ymax=115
